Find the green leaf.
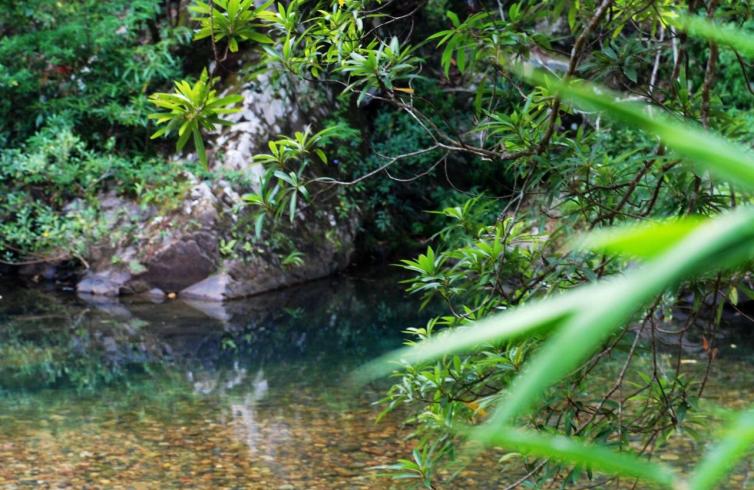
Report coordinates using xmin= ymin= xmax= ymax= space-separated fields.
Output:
xmin=274 ymin=170 xmax=295 ymax=185
xmin=176 ymin=126 xmax=192 ymax=150
xmin=521 ymin=69 xmax=754 ymax=190
xmin=669 ymin=14 xmax=754 ymax=58
xmin=245 ymin=31 xmax=274 ymax=44
xmin=446 ymin=10 xmax=460 ymax=28
xmin=574 ymin=216 xmax=707 ymax=260
xmin=242 ymin=193 xmax=264 ymax=205
xmin=485 ymin=427 xmax=678 ymax=487
xmin=193 ymin=128 xmax=207 ymax=167
xmin=150 ymin=126 xmax=170 ymax=139
xmin=254 ymin=213 xmax=265 ymax=238
xmin=689 ymin=407 xmax=754 ymax=490
xmin=315 ymin=148 xmax=327 ymax=164
xmin=355 ymin=287 xmax=584 ymax=382
xmin=289 ymin=192 xmax=297 ymax=222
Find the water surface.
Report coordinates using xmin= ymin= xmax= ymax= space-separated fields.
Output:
xmin=0 ymin=272 xmax=752 ymax=488
xmin=0 ymin=272 xmax=424 ymax=488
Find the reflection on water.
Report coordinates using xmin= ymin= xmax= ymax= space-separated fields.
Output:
xmin=1 ymin=272 xmax=753 ymax=488
xmin=0 ymin=270 xmax=438 ymax=488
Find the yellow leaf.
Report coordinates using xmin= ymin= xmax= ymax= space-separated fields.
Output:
xmin=394 ymin=87 xmax=414 ymax=94
xmin=465 ymin=400 xmax=488 ymax=417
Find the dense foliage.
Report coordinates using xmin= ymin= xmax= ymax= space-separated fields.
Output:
xmin=159 ymin=0 xmax=754 ymax=487
xmin=0 ymin=1 xmax=219 ymax=264
xmin=4 ymin=0 xmax=754 ymax=487
xmin=0 ymin=123 xmax=201 ymax=264
xmin=0 ymin=0 xmax=191 ymax=148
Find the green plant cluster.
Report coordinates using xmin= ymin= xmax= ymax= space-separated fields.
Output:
xmin=149 ymin=68 xmax=242 ymax=166
xmin=0 ymin=0 xmax=193 ymax=150
xmin=0 ymin=0 xmax=210 ymax=263
xmin=165 ymin=0 xmax=754 ymax=487
xmin=0 ymin=123 xmax=197 ymax=263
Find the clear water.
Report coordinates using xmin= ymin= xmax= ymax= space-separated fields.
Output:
xmin=0 ymin=271 xmax=438 ymax=488
xmin=0 ymin=271 xmax=753 ymax=488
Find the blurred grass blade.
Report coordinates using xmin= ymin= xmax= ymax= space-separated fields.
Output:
xmin=354 ymin=288 xmax=589 ymax=382
xmin=574 ymin=217 xmax=707 ymax=259
xmin=522 ymin=69 xmax=754 ymax=190
xmin=689 ymin=407 xmax=754 ymax=490
xmin=486 ymin=427 xmax=679 ymax=488
xmin=669 ymin=14 xmax=754 ymax=58
xmin=475 ymin=207 xmax=754 ymax=430
xmin=358 ymin=207 xmax=754 ymax=386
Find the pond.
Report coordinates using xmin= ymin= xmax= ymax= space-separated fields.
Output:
xmin=0 ymin=270 xmax=752 ymax=488
xmin=0 ymin=270 xmax=503 ymax=488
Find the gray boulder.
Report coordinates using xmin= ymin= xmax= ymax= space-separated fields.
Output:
xmin=181 ymin=211 xmax=358 ymax=301
xmin=76 ymin=270 xmax=133 ymax=297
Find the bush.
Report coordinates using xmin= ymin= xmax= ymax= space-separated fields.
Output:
xmin=0 ymin=0 xmax=191 ymax=151
xmin=0 ymin=123 xmax=197 ymax=263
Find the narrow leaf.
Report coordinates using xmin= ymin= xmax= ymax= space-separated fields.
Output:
xmin=522 ymin=69 xmax=754 ymax=190
xmin=689 ymin=407 xmax=754 ymax=490
xmin=486 ymin=427 xmax=679 ymax=488
xmin=575 ymin=217 xmax=707 ymax=260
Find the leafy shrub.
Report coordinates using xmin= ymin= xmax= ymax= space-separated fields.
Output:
xmin=169 ymin=0 xmax=754 ymax=487
xmin=148 ymin=68 xmax=242 ymax=167
xmin=0 ymin=0 xmax=191 ymax=151
xmin=0 ymin=124 xmax=197 ymax=263
xmin=364 ymin=67 xmax=754 ymax=489
xmin=190 ymin=0 xmax=274 ymax=53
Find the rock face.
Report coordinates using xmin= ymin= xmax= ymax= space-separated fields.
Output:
xmin=75 ymin=178 xmax=221 ymax=295
xmin=63 ymin=66 xmax=353 ymax=301
xmin=77 ymin=270 xmax=133 ymax=297
xmin=214 ymin=73 xmax=296 ymax=173
xmin=182 ymin=211 xmax=358 ymax=301
xmin=76 ymin=179 xmax=357 ymax=300
xmin=140 ymin=230 xmax=219 ymax=292
xmin=210 ymin=71 xmax=326 ymax=174
xmin=78 ymin=200 xmax=357 ymax=300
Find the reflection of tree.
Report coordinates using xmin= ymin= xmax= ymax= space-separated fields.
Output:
xmin=0 ymin=287 xmax=160 ymax=390
xmin=0 ymin=271 xmax=424 ymax=392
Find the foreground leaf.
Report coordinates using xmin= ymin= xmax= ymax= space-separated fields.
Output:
xmin=522 ymin=69 xmax=754 ymax=190
xmin=477 ymin=206 xmax=754 ymax=430
xmin=355 ymin=287 xmax=589 ymax=382
xmin=359 ymin=206 xmax=754 ymax=429
xmin=669 ymin=14 xmax=754 ymax=58
xmin=689 ymin=406 xmax=754 ymax=490
xmin=486 ymin=427 xmax=679 ymax=488
xmin=574 ymin=217 xmax=707 ymax=260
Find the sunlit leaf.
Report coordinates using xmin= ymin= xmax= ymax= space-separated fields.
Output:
xmin=521 ymin=69 xmax=754 ymax=190
xmin=486 ymin=427 xmax=678 ymax=487
xmin=689 ymin=407 xmax=754 ymax=490
xmin=669 ymin=14 xmax=754 ymax=58
xmin=574 ymin=217 xmax=707 ymax=259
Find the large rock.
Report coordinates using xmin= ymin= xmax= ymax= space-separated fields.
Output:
xmin=139 ymin=230 xmax=218 ymax=292
xmin=68 ymin=68 xmax=355 ymax=300
xmin=76 ymin=270 xmax=133 ymax=297
xmin=211 ymin=72 xmax=307 ymax=174
xmin=134 ymin=181 xmax=220 ymax=292
xmin=75 ymin=174 xmax=358 ymax=301
xmin=180 ymin=273 xmax=230 ymax=302
xmin=181 ymin=210 xmax=358 ymax=301
xmin=75 ymin=180 xmax=221 ymax=295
